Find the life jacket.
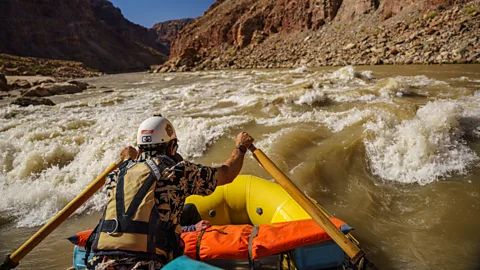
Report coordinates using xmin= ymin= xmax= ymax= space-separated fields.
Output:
xmin=90 ymin=157 xmax=183 ymax=262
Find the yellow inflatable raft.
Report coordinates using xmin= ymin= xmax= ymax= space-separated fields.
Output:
xmin=186 ymin=174 xmax=313 ymax=225
xmin=184 ymin=175 xmax=355 ymax=269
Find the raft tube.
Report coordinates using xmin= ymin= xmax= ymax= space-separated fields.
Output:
xmin=186 ymin=174 xmax=332 ymax=224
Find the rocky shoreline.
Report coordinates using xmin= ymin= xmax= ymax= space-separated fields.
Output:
xmin=0 ymin=54 xmax=102 ymax=106
xmin=0 ymin=72 xmax=96 ymax=106
xmin=156 ymin=1 xmax=480 ymax=72
xmin=0 ymin=54 xmax=101 ymax=80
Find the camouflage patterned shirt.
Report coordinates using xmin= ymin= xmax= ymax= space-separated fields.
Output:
xmin=105 ymin=150 xmax=218 ymax=225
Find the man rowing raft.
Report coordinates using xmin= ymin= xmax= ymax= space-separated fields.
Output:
xmin=88 ymin=114 xmax=254 ymax=269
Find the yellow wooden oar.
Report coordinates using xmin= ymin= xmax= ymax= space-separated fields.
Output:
xmin=1 ymin=159 xmax=123 ymax=270
xmin=248 ymin=144 xmax=375 ymax=268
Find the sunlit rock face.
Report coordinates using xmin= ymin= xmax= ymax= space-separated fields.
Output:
xmin=166 ymin=0 xmax=474 ymax=71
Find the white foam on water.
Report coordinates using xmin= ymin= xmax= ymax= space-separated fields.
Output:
xmin=257 ymin=107 xmax=376 ymax=133
xmin=323 ymin=108 xmax=377 ymax=132
xmin=0 ymin=83 xmax=257 ymax=226
xmin=454 ymin=76 xmax=471 ymax=81
xmin=1 ymin=67 xmax=477 ymax=227
xmin=219 ymin=92 xmax=260 ymax=107
xmin=364 ymin=100 xmax=479 ymax=185
xmin=291 ymin=82 xmax=327 ymax=105
xmin=295 ymin=89 xmax=327 ymax=105
xmin=361 ymin=70 xmax=374 ymax=80
xmin=131 ymin=80 xmax=150 ymax=85
xmin=221 ymin=66 xmax=381 ymax=106
xmin=451 ymin=76 xmax=480 ymax=83
xmin=373 ymin=75 xmax=456 ymax=100
xmin=290 ymin=65 xmax=311 ymax=73
xmin=0 ymin=106 xmax=143 ymax=227
xmin=459 ymin=91 xmax=480 ymax=138
xmin=378 ymin=77 xmax=414 ymax=98
xmin=173 ymin=116 xmax=253 ymax=159
xmin=323 ymin=66 xmax=372 ymax=85
xmin=255 ymin=127 xmax=296 ymax=155
xmin=296 ymin=66 xmax=379 ymax=103
xmin=324 ymin=85 xmax=379 ymax=103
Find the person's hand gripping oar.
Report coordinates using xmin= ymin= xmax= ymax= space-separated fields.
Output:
xmin=247 ymin=144 xmax=377 ymax=269
xmin=0 ymin=147 xmax=138 ymax=270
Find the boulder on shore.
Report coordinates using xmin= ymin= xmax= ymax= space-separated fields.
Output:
xmin=67 ymin=80 xmax=89 ymax=90
xmin=0 ymin=72 xmax=9 ymax=91
xmin=23 ymin=82 xmax=83 ymax=97
xmin=11 ymin=97 xmax=55 ymax=107
xmin=7 ymin=76 xmax=56 ymax=89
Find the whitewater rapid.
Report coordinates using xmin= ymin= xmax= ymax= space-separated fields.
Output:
xmin=0 ymin=65 xmax=479 ymax=229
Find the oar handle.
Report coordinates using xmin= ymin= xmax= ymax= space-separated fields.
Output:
xmin=248 ymin=144 xmax=364 ymax=264
xmin=1 ymin=159 xmax=123 ymax=269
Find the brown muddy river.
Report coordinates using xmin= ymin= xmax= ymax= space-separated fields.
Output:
xmin=1 ymin=64 xmax=480 ymax=269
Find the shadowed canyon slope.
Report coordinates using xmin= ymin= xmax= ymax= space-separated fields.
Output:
xmin=151 ymin=19 xmax=195 ymax=55
xmin=0 ymin=0 xmax=168 ymax=73
xmin=163 ymin=0 xmax=479 ymax=71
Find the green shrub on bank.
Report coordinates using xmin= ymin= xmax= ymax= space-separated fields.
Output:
xmin=425 ymin=12 xmax=438 ymax=20
xmin=465 ymin=7 xmax=477 ymax=15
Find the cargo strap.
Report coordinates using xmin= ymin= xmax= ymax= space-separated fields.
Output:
xmin=99 ymin=218 xmax=175 ymax=235
xmin=195 ymin=229 xmax=228 ymax=261
xmin=248 ymin=225 xmax=259 ymax=269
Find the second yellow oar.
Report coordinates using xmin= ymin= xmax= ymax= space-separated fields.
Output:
xmin=1 ymin=159 xmax=123 ymax=270
xmin=248 ymin=144 xmax=368 ymax=265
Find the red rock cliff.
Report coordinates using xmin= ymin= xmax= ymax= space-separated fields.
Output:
xmin=0 ymin=0 xmax=168 ymax=73
xmin=151 ymin=19 xmax=195 ymax=54
xmin=167 ymin=0 xmax=474 ymax=69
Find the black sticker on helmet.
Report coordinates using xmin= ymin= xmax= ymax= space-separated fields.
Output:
xmin=142 ymin=136 xmax=152 ymax=143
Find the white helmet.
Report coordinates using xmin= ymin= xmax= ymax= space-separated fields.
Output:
xmin=137 ymin=115 xmax=177 ymax=148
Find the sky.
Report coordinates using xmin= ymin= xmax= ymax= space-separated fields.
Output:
xmin=109 ymin=0 xmax=216 ymax=28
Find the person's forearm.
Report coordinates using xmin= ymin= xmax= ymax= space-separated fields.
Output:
xmin=216 ymin=148 xmax=245 ymax=186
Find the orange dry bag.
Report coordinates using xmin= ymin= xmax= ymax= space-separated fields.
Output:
xmin=67 ymin=229 xmax=94 ymax=247
xmin=181 ymin=218 xmax=347 ymax=261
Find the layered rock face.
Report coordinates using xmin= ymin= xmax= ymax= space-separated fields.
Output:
xmin=169 ymin=0 xmax=377 ymax=61
xmin=165 ymin=0 xmax=478 ymax=71
xmin=151 ymin=19 xmax=194 ymax=54
xmin=169 ymin=0 xmax=345 ymax=61
xmin=0 ymin=0 xmax=168 ymax=73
